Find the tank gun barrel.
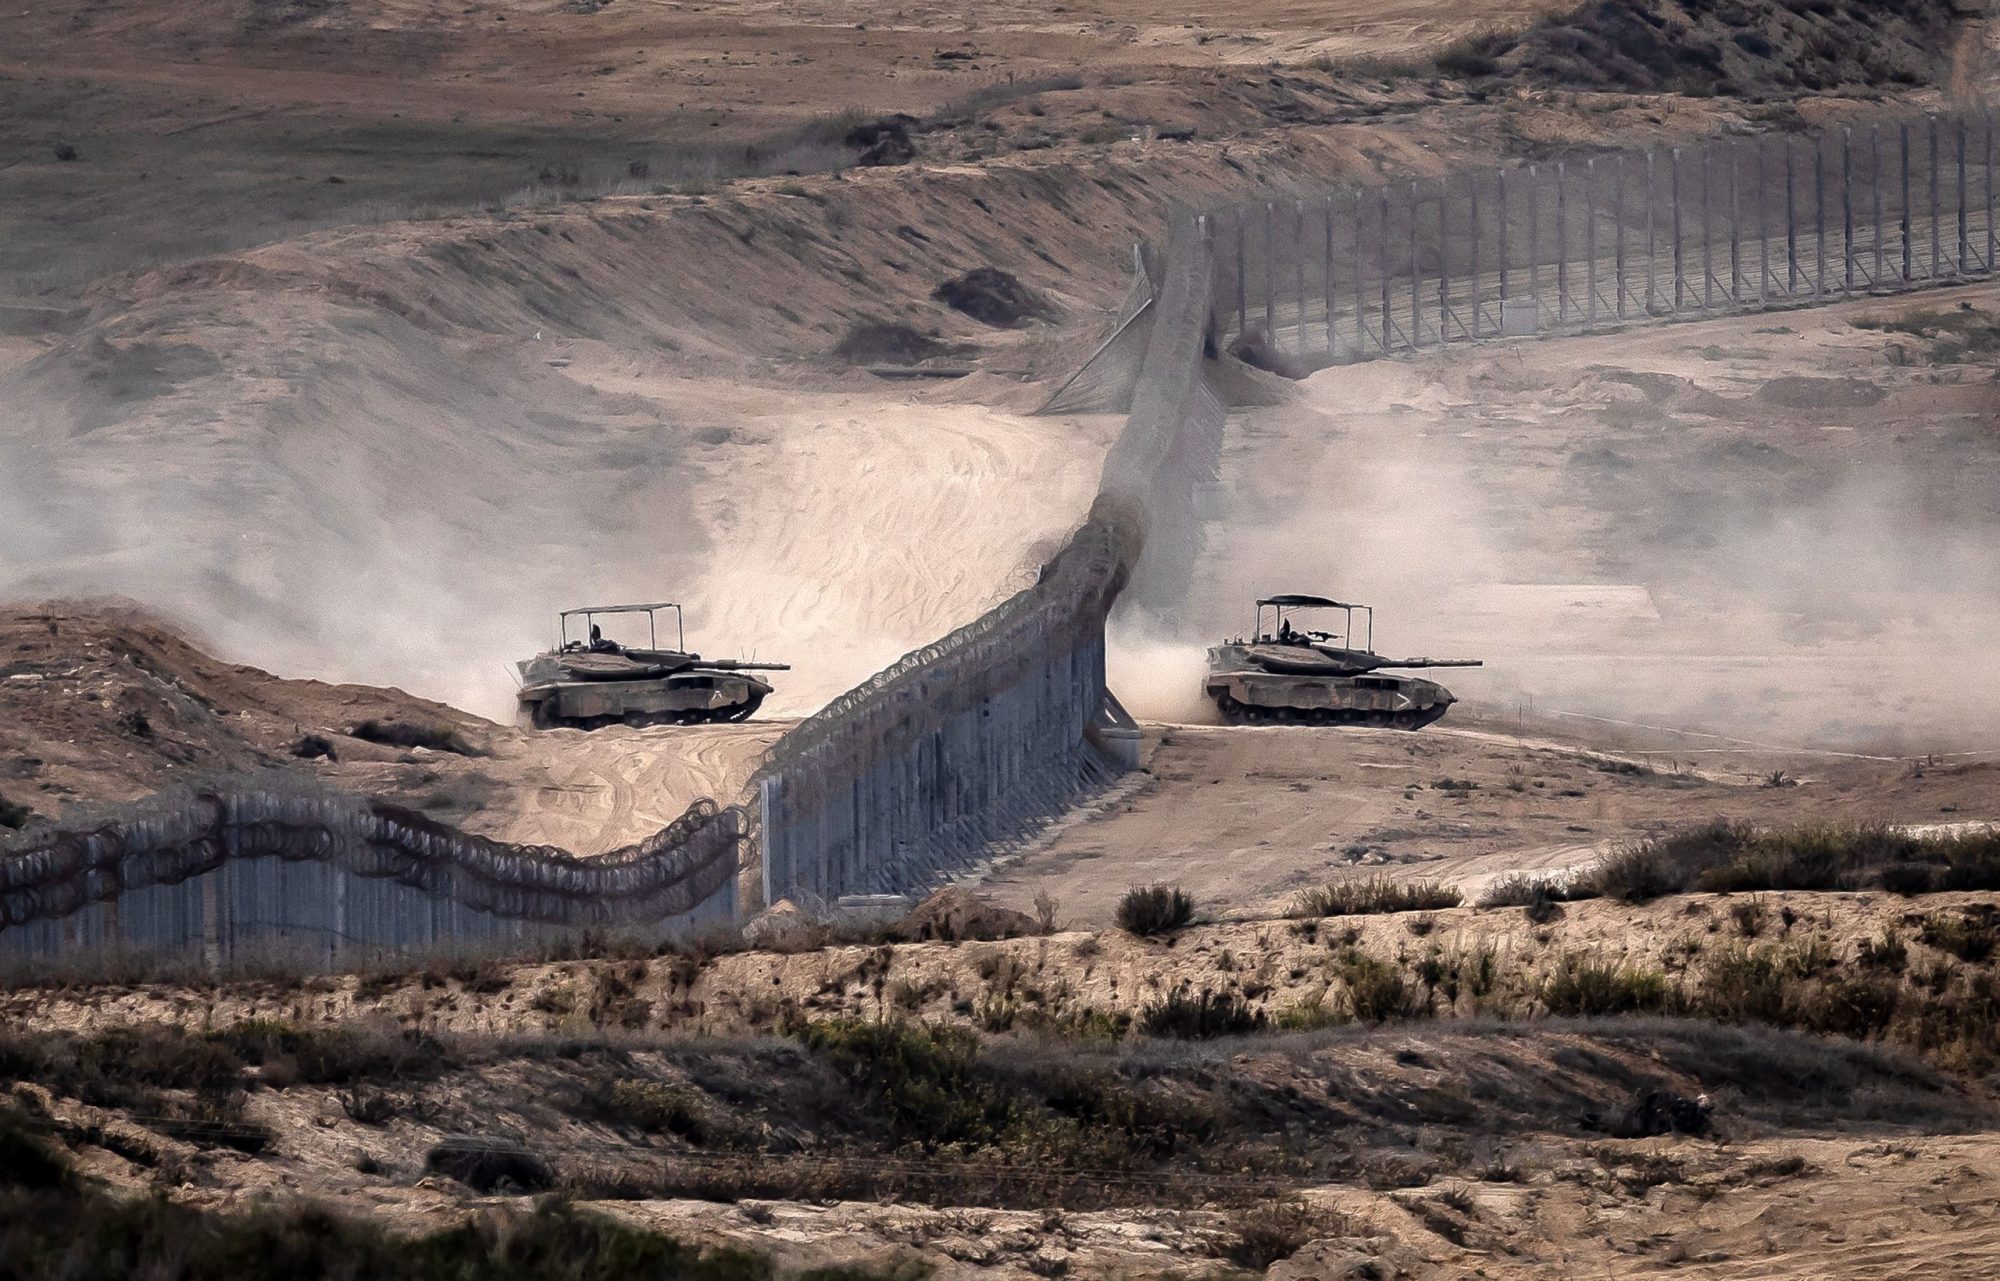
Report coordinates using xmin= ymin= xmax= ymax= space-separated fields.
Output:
xmin=703 ymin=659 xmax=792 ymax=672
xmin=1377 ymin=657 xmax=1482 ymax=669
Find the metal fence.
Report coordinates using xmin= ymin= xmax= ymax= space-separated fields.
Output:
xmin=750 ymin=214 xmax=1220 ymax=907
xmin=15 ymin=105 xmax=1985 ymax=968
xmin=0 ymin=218 xmax=1223 ymax=964
xmin=1213 ymin=109 xmax=1999 ymax=365
xmin=0 ymin=785 xmax=742 ymax=967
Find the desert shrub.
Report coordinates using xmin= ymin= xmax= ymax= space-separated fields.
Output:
xmin=1271 ymin=989 xmax=1347 ymax=1031
xmin=1592 ymin=820 xmax=1751 ymax=901
xmin=337 ymin=1087 xmax=400 ymax=1126
xmin=1694 ymin=946 xmax=1792 ymax=1025
xmin=1433 ymin=31 xmax=1505 ymax=78
xmin=346 ymin=718 xmax=482 ymax=757
xmin=581 ymin=1079 xmax=709 ymax=1143
xmin=1137 ymin=988 xmax=1266 ymax=1040
xmin=1478 ymin=873 xmax=1580 ymax=908
xmin=1857 ymin=929 xmax=1909 ymax=972
xmin=1588 ymin=822 xmax=2000 ymax=900
xmin=1797 ymin=974 xmax=1902 ymax=1040
xmin=0 ymin=1113 xmax=74 ymax=1193
xmin=1730 ymin=897 xmax=1768 ymax=938
xmin=798 ymin=1019 xmax=1019 ymax=1150
xmin=831 ymin=320 xmax=956 ymax=366
xmin=425 ymin=1137 xmax=553 ymax=1193
xmin=214 ymin=1020 xmax=446 ymax=1084
xmin=0 ymin=1025 xmax=243 ymax=1112
xmin=1338 ymin=954 xmax=1422 ymax=1022
xmin=1218 ymin=1198 xmax=1344 ymax=1269
xmin=1919 ymin=912 xmax=1997 ymax=964
xmin=1880 ymin=862 xmax=1937 ymax=896
xmin=0 ymin=1174 xmax=817 ymax=1281
xmin=1540 ymin=956 xmax=1668 ymax=1017
xmin=1292 ymin=877 xmax=1461 ymax=918
xmin=1116 ymin=885 xmax=1194 ymax=937
xmin=1031 ymin=1066 xmax=1220 ymax=1158
xmin=0 ymin=792 xmax=34 ymax=830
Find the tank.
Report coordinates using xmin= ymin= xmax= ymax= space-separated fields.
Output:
xmin=516 ymin=602 xmax=788 ymax=730
xmin=1204 ymin=594 xmax=1480 ymax=729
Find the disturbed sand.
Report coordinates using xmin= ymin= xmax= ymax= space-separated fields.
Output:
xmin=4 ymin=0 xmax=2000 ymax=1276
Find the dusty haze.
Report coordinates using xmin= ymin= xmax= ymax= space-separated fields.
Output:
xmin=1113 ymin=287 xmax=2000 ymax=755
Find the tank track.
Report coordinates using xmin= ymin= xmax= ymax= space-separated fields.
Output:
xmin=530 ymin=693 xmax=766 ymax=731
xmin=1213 ymin=692 xmax=1446 ymax=730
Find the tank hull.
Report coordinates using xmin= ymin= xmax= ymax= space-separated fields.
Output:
xmin=1204 ymin=645 xmax=1457 ymax=729
xmin=517 ymin=667 xmax=774 ymax=730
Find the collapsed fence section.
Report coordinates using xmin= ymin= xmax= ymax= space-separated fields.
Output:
xmin=1214 ymin=109 xmax=1999 ymax=365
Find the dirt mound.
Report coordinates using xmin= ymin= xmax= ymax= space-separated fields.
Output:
xmin=845 ymin=115 xmax=919 ymax=167
xmin=931 ymin=267 xmax=1057 ymax=328
xmin=1754 ymin=374 xmax=1888 ymax=409
xmin=0 ymin=602 xmax=494 ymax=823
xmin=892 ymin=886 xmax=1038 ymax=941
xmin=830 ymin=320 xmax=960 ymax=366
xmin=1228 ymin=326 xmax=1315 ymax=380
xmin=1472 ymin=0 xmax=1956 ymax=95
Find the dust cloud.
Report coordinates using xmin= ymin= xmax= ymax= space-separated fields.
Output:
xmin=0 ymin=326 xmax=1105 ymax=725
xmin=1117 ymin=329 xmax=2000 ymax=756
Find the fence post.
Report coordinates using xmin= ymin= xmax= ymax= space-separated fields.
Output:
xmin=1987 ymin=110 xmax=1996 ymax=274
xmin=1323 ymin=193 xmax=1336 ymax=361
xmin=1360 ymin=188 xmax=1376 ymax=352
xmin=1586 ymin=158 xmax=1598 ymax=330
xmin=1528 ymin=164 xmax=1539 ymax=325
xmin=1645 ymin=151 xmax=1656 ymax=313
xmin=1498 ymin=168 xmax=1511 ymax=304
xmin=1728 ymin=141 xmax=1742 ymax=304
xmin=1784 ymin=138 xmax=1798 ymax=296
xmin=1842 ymin=127 xmax=1855 ymax=293
xmin=1930 ymin=115 xmax=1941 ymax=281
xmin=1408 ymin=181 xmax=1422 ymax=346
xmin=1814 ymin=134 xmax=1826 ymax=300
xmin=1615 ymin=154 xmax=1628 ymax=319
xmin=1263 ymin=200 xmax=1277 ymax=342
xmin=1901 ymin=122 xmax=1914 ymax=284
xmin=1439 ymin=177 xmax=1452 ymax=341
xmin=1378 ymin=188 xmax=1393 ymax=349
xmin=1875 ymin=125 xmax=1887 ymax=287
xmin=1671 ymin=148 xmax=1684 ymax=311
xmin=1470 ymin=172 xmax=1482 ymax=338
xmin=1235 ymin=206 xmax=1248 ymax=339
xmin=1295 ymin=198 xmax=1308 ymax=357
xmin=1957 ymin=115 xmax=1969 ymax=275
xmin=1758 ymin=137 xmax=1771 ymax=301
xmin=1699 ymin=145 xmax=1713 ymax=310
xmin=1556 ymin=161 xmax=1569 ymax=327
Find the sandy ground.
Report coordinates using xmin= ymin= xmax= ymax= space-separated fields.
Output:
xmin=0 ymin=603 xmax=782 ymax=849
xmin=13 ymin=885 xmax=2000 ymax=1037
xmin=1109 ymin=281 xmax=2000 ymax=756
xmin=0 ymin=0 xmax=1570 ymax=301
xmin=976 ymin=721 xmax=1998 ymax=924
